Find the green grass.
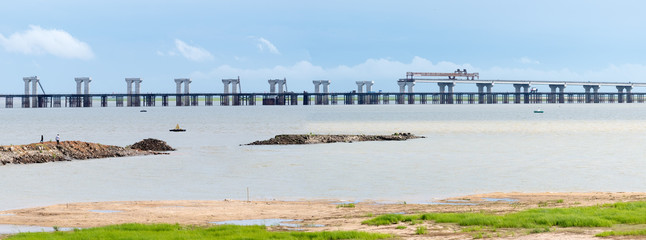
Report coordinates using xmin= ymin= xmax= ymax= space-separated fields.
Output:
xmin=362 ymin=201 xmax=646 ymax=229
xmin=415 ymin=226 xmax=427 ymax=235
xmin=336 ymin=203 xmax=356 ymax=208
xmin=597 ymin=228 xmax=646 ymax=237
xmin=5 ymin=223 xmax=392 ymax=240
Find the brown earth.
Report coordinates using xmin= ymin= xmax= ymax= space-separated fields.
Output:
xmin=1 ymin=192 xmax=645 ymax=239
xmin=247 ymin=133 xmax=424 ymax=145
xmin=0 ymin=139 xmax=171 ymax=165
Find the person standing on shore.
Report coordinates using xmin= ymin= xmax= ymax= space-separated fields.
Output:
xmin=56 ymin=134 xmax=60 ymax=144
xmin=40 ymin=135 xmax=43 ymax=143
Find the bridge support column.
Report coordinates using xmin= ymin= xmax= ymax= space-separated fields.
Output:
xmin=476 ymin=83 xmax=493 ymax=104
xmin=175 ymin=79 xmax=183 ymax=106
xmin=313 ymin=80 xmax=322 ymax=105
xmin=626 ymin=86 xmax=633 ymax=103
xmin=617 ymin=86 xmax=629 ymax=103
xmin=513 ymin=84 xmax=530 ymax=104
xmin=549 ymin=84 xmax=565 ymax=104
xmin=184 ymin=79 xmax=191 ymax=106
xmin=438 ymin=83 xmax=454 ymax=104
xmin=75 ymin=77 xmax=91 ymax=107
xmin=397 ymin=81 xmax=406 ymax=104
xmin=31 ymin=77 xmax=39 ymax=107
xmin=406 ymin=82 xmax=415 ymax=104
xmin=322 ymin=80 xmax=330 ymax=105
xmin=125 ymin=78 xmax=142 ymax=107
xmin=583 ymin=85 xmax=600 ymax=103
xmin=23 ymin=76 xmax=39 ymax=108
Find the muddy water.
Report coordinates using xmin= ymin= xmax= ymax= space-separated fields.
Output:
xmin=1 ymin=104 xmax=646 ymax=210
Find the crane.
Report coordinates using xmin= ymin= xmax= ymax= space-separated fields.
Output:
xmin=406 ymin=69 xmax=479 ymax=80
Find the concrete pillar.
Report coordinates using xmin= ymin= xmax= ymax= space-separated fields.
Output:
xmin=125 ymin=78 xmax=140 ymax=106
xmin=134 ymin=79 xmax=142 ymax=106
xmin=75 ymin=78 xmax=83 ymax=94
xmin=356 ymin=81 xmax=365 ymax=93
xmin=31 ymin=78 xmax=39 ymax=107
xmin=313 ymin=81 xmax=321 ymax=93
xmin=549 ymin=85 xmax=558 ymax=103
xmin=84 ymin=78 xmax=91 ymax=95
xmin=406 ymin=82 xmax=415 ymax=93
xmin=617 ymin=86 xmax=625 ymax=103
xmin=23 ymin=77 xmax=31 ymax=96
xmin=476 ymin=83 xmax=493 ymax=104
xmin=438 ymin=83 xmax=446 ymax=93
xmin=625 ymin=86 xmax=633 ymax=103
xmin=268 ymin=80 xmax=277 ymax=93
xmin=175 ymin=79 xmax=183 ymax=94
xmin=365 ymin=81 xmax=374 ymax=92
xmin=183 ymin=79 xmax=191 ymax=105
xmin=222 ymin=80 xmax=230 ymax=94
xmin=583 ymin=85 xmax=600 ymax=103
xmin=232 ymin=79 xmax=239 ymax=94
xmin=446 ymin=83 xmax=455 ymax=104
xmin=321 ymin=81 xmax=330 ymax=93
xmin=277 ymin=80 xmax=285 ymax=94
xmin=477 ymin=84 xmax=485 ymax=94
xmin=397 ymin=81 xmax=406 ymax=93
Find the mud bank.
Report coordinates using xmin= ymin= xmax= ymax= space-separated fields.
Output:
xmin=0 ymin=139 xmax=173 ymax=165
xmin=247 ymin=133 xmax=424 ymax=145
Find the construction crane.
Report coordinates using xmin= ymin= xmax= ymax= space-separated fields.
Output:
xmin=406 ymin=69 xmax=479 ymax=80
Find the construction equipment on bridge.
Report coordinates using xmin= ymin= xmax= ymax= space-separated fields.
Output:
xmin=406 ymin=69 xmax=479 ymax=80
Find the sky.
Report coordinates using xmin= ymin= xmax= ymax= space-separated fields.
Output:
xmin=1 ymin=0 xmax=646 ymax=94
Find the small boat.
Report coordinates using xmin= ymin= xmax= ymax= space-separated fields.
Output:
xmin=534 ymin=108 xmax=544 ymax=113
xmin=170 ymin=124 xmax=186 ymax=132
xmin=140 ymin=109 xmax=147 ymax=112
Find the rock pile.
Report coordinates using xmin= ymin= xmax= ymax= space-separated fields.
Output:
xmin=0 ymin=139 xmax=174 ymax=165
xmin=130 ymin=138 xmax=175 ymax=151
xmin=247 ymin=133 xmax=424 ymax=145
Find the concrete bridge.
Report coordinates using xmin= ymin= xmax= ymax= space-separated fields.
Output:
xmin=2 ymin=76 xmax=646 ymax=108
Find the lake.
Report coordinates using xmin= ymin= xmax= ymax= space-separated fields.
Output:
xmin=1 ymin=104 xmax=645 ymax=210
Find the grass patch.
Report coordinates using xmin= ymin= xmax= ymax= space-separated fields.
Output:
xmin=415 ymin=226 xmax=427 ymax=235
xmin=395 ymin=225 xmax=407 ymax=229
xmin=6 ymin=223 xmax=391 ymax=240
xmin=597 ymin=228 xmax=646 ymax=237
xmin=337 ymin=203 xmax=356 ymax=208
xmin=362 ymin=201 xmax=646 ymax=229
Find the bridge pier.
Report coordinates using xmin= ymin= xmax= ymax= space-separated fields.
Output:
xmin=174 ymin=78 xmax=191 ymax=106
xmin=313 ymin=80 xmax=331 ymax=105
xmin=476 ymin=83 xmax=493 ymax=104
xmin=125 ymin=78 xmax=142 ymax=107
xmin=438 ymin=82 xmax=455 ymax=104
xmin=548 ymin=84 xmax=565 ymax=104
xmin=23 ymin=76 xmax=40 ymax=108
xmin=222 ymin=77 xmax=240 ymax=106
xmin=513 ymin=84 xmax=530 ymax=104
xmin=75 ymin=77 xmax=92 ymax=107
xmin=616 ymin=86 xmax=633 ymax=103
xmin=583 ymin=85 xmax=600 ymax=103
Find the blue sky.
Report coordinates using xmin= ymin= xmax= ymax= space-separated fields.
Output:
xmin=1 ymin=0 xmax=645 ymax=93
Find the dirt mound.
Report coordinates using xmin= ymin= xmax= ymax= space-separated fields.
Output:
xmin=247 ymin=133 xmax=424 ymax=145
xmin=130 ymin=138 xmax=175 ymax=151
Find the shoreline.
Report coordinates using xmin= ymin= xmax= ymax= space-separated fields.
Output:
xmin=1 ymin=192 xmax=645 ymax=239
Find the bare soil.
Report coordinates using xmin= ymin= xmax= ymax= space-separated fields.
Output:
xmin=1 ymin=192 xmax=645 ymax=239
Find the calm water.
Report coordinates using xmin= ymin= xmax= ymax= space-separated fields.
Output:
xmin=1 ymin=104 xmax=646 ymax=210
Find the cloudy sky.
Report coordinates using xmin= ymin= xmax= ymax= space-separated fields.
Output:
xmin=1 ymin=0 xmax=645 ymax=93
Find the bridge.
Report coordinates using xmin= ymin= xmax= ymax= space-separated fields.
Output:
xmin=1 ymin=74 xmax=646 ymax=108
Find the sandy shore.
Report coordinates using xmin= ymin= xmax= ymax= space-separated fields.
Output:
xmin=1 ymin=192 xmax=645 ymax=239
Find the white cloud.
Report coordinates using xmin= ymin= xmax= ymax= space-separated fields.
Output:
xmin=190 ymin=57 xmax=646 ymax=92
xmin=256 ymin=37 xmax=280 ymax=54
xmin=519 ymin=57 xmax=540 ymax=64
xmin=174 ymin=39 xmax=213 ymax=62
xmin=0 ymin=25 xmax=94 ymax=60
